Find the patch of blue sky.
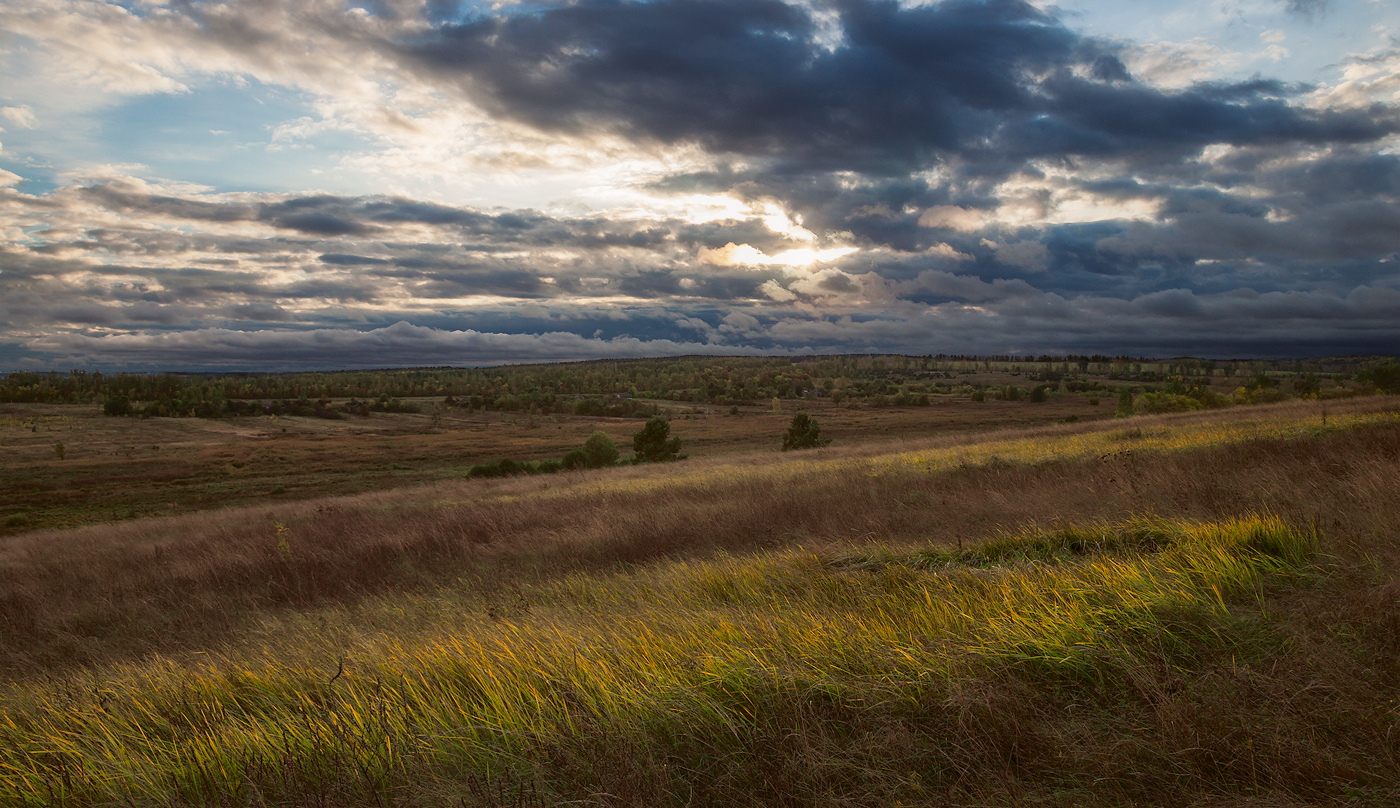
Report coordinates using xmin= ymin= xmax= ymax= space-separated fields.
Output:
xmin=1054 ymin=0 xmax=1395 ymax=85
xmin=0 ymin=162 xmax=57 ymax=196
xmin=90 ymin=79 xmax=374 ymax=194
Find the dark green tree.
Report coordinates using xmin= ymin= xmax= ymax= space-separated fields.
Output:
xmin=102 ymin=394 xmax=132 ymax=417
xmin=1359 ymin=363 xmax=1400 ymax=394
xmin=564 ymin=430 xmax=621 ymax=469
xmin=782 ymin=413 xmax=830 ymax=451
xmin=632 ymin=416 xmax=683 ymax=462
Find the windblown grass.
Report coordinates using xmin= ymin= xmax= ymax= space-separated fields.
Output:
xmin=3 ymin=398 xmax=1400 ymax=805
xmin=880 ymin=403 xmax=1400 ymax=474
xmin=2 ymin=397 xmax=1398 ymax=677
xmin=5 ymin=516 xmax=1375 ymax=807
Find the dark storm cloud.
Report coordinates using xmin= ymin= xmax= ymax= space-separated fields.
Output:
xmin=320 ymin=253 xmax=391 ymax=266
xmin=53 ymin=181 xmax=795 ymax=255
xmin=401 ymin=0 xmax=1397 ymax=173
xmin=15 ymin=321 xmax=765 ymax=371
xmin=226 ymin=303 xmax=294 ymax=322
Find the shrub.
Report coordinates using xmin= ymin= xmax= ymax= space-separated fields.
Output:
xmin=1244 ymin=373 xmax=1276 ymax=392
xmin=1088 ymin=397 xmax=1100 ymax=405
xmin=782 ymin=413 xmax=831 ymax=451
xmin=1134 ymin=392 xmax=1204 ymax=414
xmin=102 ymin=395 xmax=132 ymax=417
xmin=467 ymin=460 xmax=504 ymax=479
xmin=1358 ymin=362 xmax=1400 ymax=394
xmin=1192 ymin=388 xmax=1231 ymax=408
xmin=632 ymin=417 xmax=684 ymax=463
xmin=1231 ymin=386 xmax=1288 ymax=405
xmin=564 ymin=431 xmax=621 ymax=470
xmin=470 ymin=457 xmax=568 ymax=478
xmin=584 ymin=431 xmax=620 ymax=467
xmin=1029 ymin=385 xmax=1048 ymax=403
xmin=1115 ymin=388 xmax=1135 ymax=417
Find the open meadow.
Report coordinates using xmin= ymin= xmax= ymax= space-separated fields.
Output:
xmin=0 ymin=391 xmax=1110 ymax=535
xmin=1 ymin=393 xmax=1399 ymax=806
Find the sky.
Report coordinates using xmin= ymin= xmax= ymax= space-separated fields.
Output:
xmin=1 ymin=0 xmax=1398 ymax=370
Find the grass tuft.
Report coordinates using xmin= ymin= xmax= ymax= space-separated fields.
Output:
xmin=0 ymin=515 xmax=1372 ymax=807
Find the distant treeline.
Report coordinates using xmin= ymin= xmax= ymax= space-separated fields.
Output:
xmin=1 ymin=354 xmax=1396 ymax=419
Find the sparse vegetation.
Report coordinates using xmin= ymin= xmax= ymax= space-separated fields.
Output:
xmin=7 ymin=354 xmax=1394 ymax=418
xmin=1 ymin=361 xmax=1398 ymax=807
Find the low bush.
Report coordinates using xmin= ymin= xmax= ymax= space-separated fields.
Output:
xmin=1134 ymin=392 xmax=1204 ymax=414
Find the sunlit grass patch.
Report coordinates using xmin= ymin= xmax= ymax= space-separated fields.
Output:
xmin=0 ymin=516 xmax=1323 ymax=806
xmin=876 ymin=407 xmax=1400 ymax=475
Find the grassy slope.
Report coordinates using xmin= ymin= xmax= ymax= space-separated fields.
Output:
xmin=1 ymin=398 xmax=1399 ymax=806
xmin=0 ymin=396 xmax=1110 ymax=534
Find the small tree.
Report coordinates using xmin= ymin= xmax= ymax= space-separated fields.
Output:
xmin=632 ymin=416 xmax=683 ymax=462
xmin=1115 ymin=388 xmax=1135 ymax=417
xmin=565 ymin=430 xmax=620 ymax=470
xmin=782 ymin=413 xmax=830 ymax=451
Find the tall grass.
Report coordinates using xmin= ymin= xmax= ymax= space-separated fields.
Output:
xmin=3 ymin=399 xmax=1399 ymax=678
xmin=3 ymin=399 xmax=1400 ymax=805
xmin=5 ymin=515 xmax=1388 ymax=806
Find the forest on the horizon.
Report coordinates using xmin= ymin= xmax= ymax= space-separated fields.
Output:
xmin=1 ymin=353 xmax=1396 ymax=420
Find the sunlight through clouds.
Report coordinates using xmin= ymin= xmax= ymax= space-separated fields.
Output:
xmin=0 ymin=0 xmax=1397 ymax=367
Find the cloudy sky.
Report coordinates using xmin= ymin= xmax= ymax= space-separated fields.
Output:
xmin=1 ymin=0 xmax=1397 ymax=369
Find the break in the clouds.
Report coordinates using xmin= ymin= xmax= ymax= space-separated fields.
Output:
xmin=1 ymin=0 xmax=1398 ymax=369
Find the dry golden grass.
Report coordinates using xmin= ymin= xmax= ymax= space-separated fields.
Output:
xmin=1 ymin=396 xmax=1395 ymax=676
xmin=0 ymin=394 xmax=1110 ymax=533
xmin=1 ymin=396 xmax=1398 ymax=806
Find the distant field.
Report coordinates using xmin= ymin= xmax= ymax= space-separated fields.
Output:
xmin=0 ymin=394 xmax=1110 ymax=534
xmin=1 ymin=395 xmax=1398 ymax=805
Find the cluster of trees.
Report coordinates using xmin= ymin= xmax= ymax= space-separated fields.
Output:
xmin=102 ymin=393 xmax=419 ymax=419
xmin=467 ymin=416 xmax=686 ymax=479
xmin=4 ymin=356 xmax=1396 ymax=420
xmin=468 ymin=412 xmax=831 ymax=479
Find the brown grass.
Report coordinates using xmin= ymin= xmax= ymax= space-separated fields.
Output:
xmin=0 ymin=395 xmax=1112 ymax=534
xmin=2 ymin=398 xmax=1400 ymax=806
xmin=2 ymin=396 xmax=1396 ymax=678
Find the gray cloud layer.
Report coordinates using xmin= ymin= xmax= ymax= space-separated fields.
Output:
xmin=1 ymin=0 xmax=1398 ymax=368
xmin=404 ymin=0 xmax=1394 ymax=172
